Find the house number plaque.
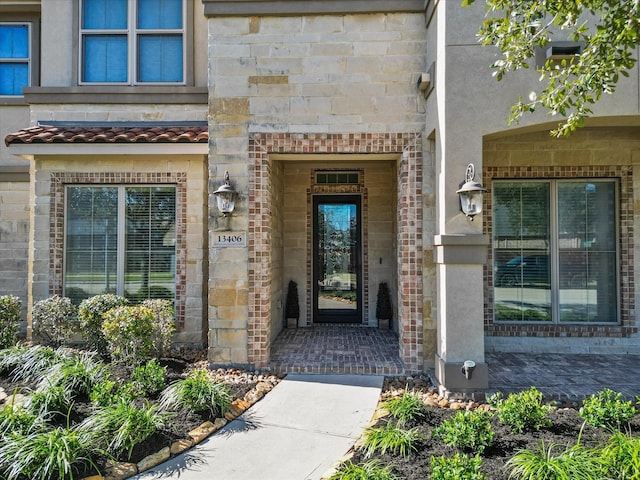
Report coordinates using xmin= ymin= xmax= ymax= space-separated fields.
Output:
xmin=213 ymin=232 xmax=246 ymax=247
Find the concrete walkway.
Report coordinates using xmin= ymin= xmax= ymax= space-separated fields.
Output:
xmin=133 ymin=374 xmax=384 ymax=480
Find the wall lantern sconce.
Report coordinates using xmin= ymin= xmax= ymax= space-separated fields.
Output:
xmin=213 ymin=171 xmax=236 ymax=216
xmin=456 ymin=163 xmax=487 ymax=220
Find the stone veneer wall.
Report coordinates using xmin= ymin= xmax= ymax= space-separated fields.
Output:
xmin=35 ymin=156 xmax=208 ymax=346
xmin=483 ymin=127 xmax=640 ymax=352
xmin=0 ymin=181 xmax=29 ymax=329
xmin=207 ymin=12 xmax=431 ymax=370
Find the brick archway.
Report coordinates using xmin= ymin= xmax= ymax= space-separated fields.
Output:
xmin=248 ymin=133 xmax=424 ymax=372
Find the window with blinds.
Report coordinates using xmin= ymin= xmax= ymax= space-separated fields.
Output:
xmin=493 ymin=180 xmax=618 ymax=324
xmin=64 ymin=185 xmax=176 ymax=304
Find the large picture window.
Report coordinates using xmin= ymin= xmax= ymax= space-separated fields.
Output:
xmin=493 ymin=180 xmax=618 ymax=324
xmin=80 ymin=0 xmax=185 ymax=84
xmin=64 ymin=185 xmax=176 ymax=304
xmin=0 ymin=23 xmax=30 ymax=95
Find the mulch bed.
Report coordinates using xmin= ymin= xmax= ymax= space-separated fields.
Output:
xmin=342 ymin=377 xmax=640 ymax=480
xmin=0 ymin=350 xmax=282 ymax=479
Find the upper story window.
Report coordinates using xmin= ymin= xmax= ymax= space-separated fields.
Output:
xmin=0 ymin=23 xmax=30 ymax=95
xmin=80 ymin=0 xmax=185 ymax=84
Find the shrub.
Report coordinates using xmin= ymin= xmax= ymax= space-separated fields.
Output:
xmin=38 ymin=351 xmax=105 ymax=398
xmin=78 ymin=294 xmax=129 ymax=356
xmin=0 ymin=426 xmax=100 ymax=480
xmin=328 ymin=459 xmax=400 ymax=480
xmin=159 ymin=368 xmax=231 ymax=416
xmin=361 ymin=422 xmax=424 ymax=458
xmin=32 ymin=295 xmax=78 ymax=347
xmin=102 ymin=305 xmax=155 ymax=364
xmin=82 ymin=400 xmax=171 ymax=459
xmin=506 ymin=441 xmax=603 ymax=480
xmin=140 ymin=299 xmax=176 ymax=357
xmin=26 ymin=384 xmax=74 ymax=418
xmin=579 ymin=388 xmax=636 ymax=430
xmin=430 ymin=453 xmax=486 ymax=480
xmin=0 ymin=295 xmax=21 ymax=348
xmin=89 ymin=375 xmax=138 ymax=407
xmin=383 ymin=390 xmax=428 ymax=426
xmin=432 ymin=410 xmax=494 ymax=454
xmin=0 ymin=402 xmax=45 ymax=437
xmin=490 ymin=387 xmax=552 ymax=433
xmin=6 ymin=345 xmax=67 ymax=382
xmin=0 ymin=345 xmax=30 ymax=375
xmin=600 ymin=431 xmax=640 ymax=479
xmin=131 ymin=358 xmax=167 ymax=397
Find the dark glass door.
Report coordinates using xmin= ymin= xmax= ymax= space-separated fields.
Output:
xmin=313 ymin=195 xmax=362 ymax=323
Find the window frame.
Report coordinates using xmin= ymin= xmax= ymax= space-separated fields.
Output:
xmin=492 ymin=178 xmax=620 ymax=325
xmin=63 ymin=184 xmax=178 ymax=304
xmin=78 ymin=0 xmax=188 ymax=86
xmin=0 ymin=15 xmax=40 ymax=100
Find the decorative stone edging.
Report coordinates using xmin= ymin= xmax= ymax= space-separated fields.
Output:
xmin=81 ymin=380 xmax=277 ymax=480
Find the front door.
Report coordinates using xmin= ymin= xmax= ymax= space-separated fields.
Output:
xmin=313 ymin=195 xmax=362 ymax=323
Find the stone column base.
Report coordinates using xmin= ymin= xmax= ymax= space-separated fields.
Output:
xmin=435 ymin=353 xmax=489 ymax=392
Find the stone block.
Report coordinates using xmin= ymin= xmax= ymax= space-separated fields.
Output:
xmin=137 ymin=447 xmax=170 ymax=473
xmin=170 ymin=438 xmax=194 ymax=455
xmin=103 ymin=462 xmax=138 ymax=480
xmin=188 ymin=421 xmax=217 ymax=443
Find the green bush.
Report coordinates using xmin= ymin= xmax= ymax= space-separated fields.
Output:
xmin=0 ymin=426 xmax=100 ymax=480
xmin=5 ymin=345 xmax=66 ymax=382
xmin=159 ymin=368 xmax=231 ymax=416
xmin=32 ymin=295 xmax=78 ymax=347
xmin=600 ymin=431 xmax=640 ymax=479
xmin=0 ymin=295 xmax=21 ymax=348
xmin=0 ymin=345 xmax=30 ymax=375
xmin=490 ymin=387 xmax=552 ymax=433
xmin=506 ymin=441 xmax=603 ymax=480
xmin=579 ymin=388 xmax=636 ymax=430
xmin=102 ymin=305 xmax=155 ymax=364
xmin=78 ymin=294 xmax=129 ymax=356
xmin=131 ymin=358 xmax=167 ymax=397
xmin=328 ymin=459 xmax=400 ymax=480
xmin=89 ymin=375 xmax=138 ymax=407
xmin=82 ymin=400 xmax=171 ymax=459
xmin=383 ymin=390 xmax=428 ymax=426
xmin=361 ymin=422 xmax=424 ymax=458
xmin=432 ymin=410 xmax=494 ymax=454
xmin=26 ymin=384 xmax=74 ymax=418
xmin=140 ymin=299 xmax=176 ymax=357
xmin=0 ymin=402 xmax=45 ymax=437
xmin=430 ymin=453 xmax=486 ymax=480
xmin=38 ymin=351 xmax=105 ymax=398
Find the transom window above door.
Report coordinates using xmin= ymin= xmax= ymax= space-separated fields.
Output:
xmin=80 ymin=0 xmax=185 ymax=84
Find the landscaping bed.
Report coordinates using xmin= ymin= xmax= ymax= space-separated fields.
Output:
xmin=328 ymin=378 xmax=640 ymax=480
xmin=0 ymin=346 xmax=281 ymax=480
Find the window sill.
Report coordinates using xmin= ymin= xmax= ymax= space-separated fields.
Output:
xmin=22 ymin=86 xmax=208 ymax=105
xmin=0 ymin=97 xmax=28 ymax=106
xmin=202 ymin=0 xmax=425 ymax=15
xmin=487 ymin=323 xmax=637 ymax=338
